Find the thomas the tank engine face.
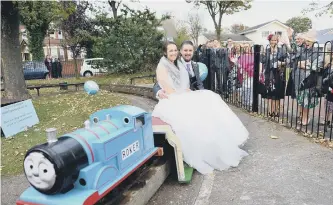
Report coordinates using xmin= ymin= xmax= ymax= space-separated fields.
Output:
xmin=24 ymin=152 xmax=56 ymax=191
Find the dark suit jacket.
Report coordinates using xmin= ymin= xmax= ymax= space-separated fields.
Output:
xmin=153 ymin=60 xmax=204 ymax=99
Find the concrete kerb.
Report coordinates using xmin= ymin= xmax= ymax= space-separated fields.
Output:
xmin=116 ymin=160 xmax=171 ymax=205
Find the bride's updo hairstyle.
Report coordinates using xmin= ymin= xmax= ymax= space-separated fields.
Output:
xmin=162 ymin=41 xmax=179 ymax=67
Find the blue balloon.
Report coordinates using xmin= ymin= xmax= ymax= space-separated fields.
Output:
xmin=197 ymin=62 xmax=208 ymax=81
xmin=84 ymin=80 xmax=99 ymax=95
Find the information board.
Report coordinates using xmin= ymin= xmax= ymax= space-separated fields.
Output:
xmin=1 ymin=99 xmax=39 ymax=138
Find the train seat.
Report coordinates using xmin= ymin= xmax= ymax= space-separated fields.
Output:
xmin=152 ymin=116 xmax=193 ymax=183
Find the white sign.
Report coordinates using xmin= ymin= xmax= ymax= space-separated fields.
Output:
xmin=121 ymin=141 xmax=139 ymax=160
xmin=1 ymin=99 xmax=39 ymax=138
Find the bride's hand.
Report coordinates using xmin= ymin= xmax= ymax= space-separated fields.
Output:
xmin=186 ymin=88 xmax=192 ymax=92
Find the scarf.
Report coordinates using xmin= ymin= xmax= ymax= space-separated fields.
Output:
xmin=158 ymin=56 xmax=181 ymax=89
xmin=157 ymin=56 xmax=189 ymax=91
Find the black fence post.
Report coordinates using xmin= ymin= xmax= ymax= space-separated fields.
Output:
xmin=205 ymin=49 xmax=213 ymax=91
xmin=252 ymin=44 xmax=260 ymax=112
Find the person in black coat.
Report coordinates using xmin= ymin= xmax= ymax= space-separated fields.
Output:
xmin=260 ymin=34 xmax=289 ymax=117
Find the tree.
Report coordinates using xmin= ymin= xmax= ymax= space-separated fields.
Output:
xmin=230 ymin=23 xmax=249 ymax=34
xmin=175 ymin=21 xmax=191 ymax=47
xmin=59 ymin=1 xmax=93 ymax=78
xmin=187 ymin=13 xmax=203 ymax=46
xmin=17 ymin=1 xmax=67 ymax=60
xmin=187 ymin=0 xmax=252 ymax=40
xmin=302 ymin=1 xmax=333 ymax=17
xmin=285 ymin=16 xmax=312 ymax=34
xmin=93 ymin=6 xmax=170 ymax=74
xmin=1 ymin=1 xmax=30 ymax=103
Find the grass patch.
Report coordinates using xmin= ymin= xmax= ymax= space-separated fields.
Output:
xmin=26 ymin=72 xmax=155 ymax=86
xmin=1 ymin=90 xmax=130 ymax=176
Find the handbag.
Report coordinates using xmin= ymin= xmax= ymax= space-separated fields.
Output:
xmin=300 ymin=71 xmax=324 ymax=97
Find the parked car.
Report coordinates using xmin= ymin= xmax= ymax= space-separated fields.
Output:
xmin=80 ymin=58 xmax=108 ymax=77
xmin=23 ymin=61 xmax=49 ymax=80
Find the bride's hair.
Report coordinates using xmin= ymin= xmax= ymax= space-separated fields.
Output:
xmin=163 ymin=41 xmax=179 ymax=68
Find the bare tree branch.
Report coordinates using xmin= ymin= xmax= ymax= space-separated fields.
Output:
xmin=188 ymin=0 xmax=252 ymax=40
xmin=187 ymin=13 xmax=203 ymax=46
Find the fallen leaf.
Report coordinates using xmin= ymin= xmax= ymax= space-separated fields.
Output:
xmin=270 ymin=135 xmax=279 ymax=139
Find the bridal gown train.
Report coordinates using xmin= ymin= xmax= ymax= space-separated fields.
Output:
xmin=152 ymin=89 xmax=249 ymax=174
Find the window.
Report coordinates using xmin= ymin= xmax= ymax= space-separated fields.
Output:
xmin=275 ymin=31 xmax=282 ymax=36
xmin=262 ymin=31 xmax=269 ymax=38
xmin=135 ymin=115 xmax=145 ymax=128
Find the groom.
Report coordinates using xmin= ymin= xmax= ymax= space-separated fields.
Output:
xmin=153 ymin=40 xmax=204 ymax=99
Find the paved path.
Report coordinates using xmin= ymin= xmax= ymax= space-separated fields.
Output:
xmin=148 ymin=105 xmax=333 ymax=205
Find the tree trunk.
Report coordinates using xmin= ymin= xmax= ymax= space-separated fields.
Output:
xmin=73 ymin=57 xmax=79 ymax=79
xmin=1 ymin=1 xmax=31 ymax=103
xmin=28 ymin=29 xmax=45 ymax=60
xmin=85 ymin=41 xmax=94 ymax=58
xmin=215 ymin=27 xmax=221 ymax=41
xmin=108 ymin=0 xmax=118 ymax=18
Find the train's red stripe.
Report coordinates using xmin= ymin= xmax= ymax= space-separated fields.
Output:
xmin=83 ymin=150 xmax=158 ymax=205
xmin=95 ymin=124 xmax=110 ymax=134
xmin=72 ymin=133 xmax=95 ymax=162
xmin=16 ymin=200 xmax=43 ymax=205
xmin=104 ymin=120 xmax=119 ymax=129
xmin=84 ymin=129 xmax=100 ymax=139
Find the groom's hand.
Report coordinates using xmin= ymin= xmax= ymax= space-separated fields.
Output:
xmin=158 ymin=89 xmax=168 ymax=99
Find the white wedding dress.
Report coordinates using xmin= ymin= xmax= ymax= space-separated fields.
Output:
xmin=152 ymin=57 xmax=249 ymax=174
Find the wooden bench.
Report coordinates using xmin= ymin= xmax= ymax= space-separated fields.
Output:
xmin=27 ymin=83 xmax=84 ymax=96
xmin=1 ymin=83 xmax=84 ymax=96
xmin=152 ymin=116 xmax=194 ymax=183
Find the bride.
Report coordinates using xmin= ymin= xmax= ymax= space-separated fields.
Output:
xmin=152 ymin=41 xmax=249 ymax=174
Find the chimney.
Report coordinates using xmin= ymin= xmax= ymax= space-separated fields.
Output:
xmin=46 ymin=128 xmax=57 ymax=144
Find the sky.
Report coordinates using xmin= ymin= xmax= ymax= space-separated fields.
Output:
xmin=122 ymin=0 xmax=333 ymax=32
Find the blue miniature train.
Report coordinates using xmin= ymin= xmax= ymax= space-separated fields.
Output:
xmin=17 ymin=105 xmax=163 ymax=205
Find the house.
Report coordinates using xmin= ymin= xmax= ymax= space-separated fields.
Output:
xmin=19 ymin=25 xmax=31 ymax=61
xmin=238 ymin=19 xmax=291 ymax=45
xmin=20 ymin=39 xmax=31 ymax=61
xmin=19 ymin=25 xmax=85 ymax=61
xmin=158 ymin=19 xmax=177 ymax=42
xmin=198 ymin=33 xmax=252 ymax=46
